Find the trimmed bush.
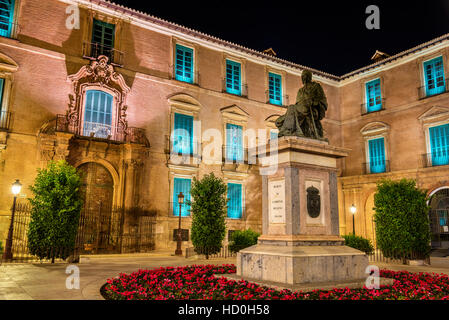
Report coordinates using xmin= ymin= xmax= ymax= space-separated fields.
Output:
xmin=374 ymin=179 xmax=431 ymax=261
xmin=0 ymin=240 xmax=3 ymax=254
xmin=229 ymin=229 xmax=260 ymax=253
xmin=343 ymin=234 xmax=374 ymax=255
xmin=27 ymin=160 xmax=83 ymax=263
xmin=190 ymin=173 xmax=228 ymax=259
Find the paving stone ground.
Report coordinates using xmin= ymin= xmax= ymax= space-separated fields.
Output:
xmin=1 ymin=252 xmax=449 ymax=300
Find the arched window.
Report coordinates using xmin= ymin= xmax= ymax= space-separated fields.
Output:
xmin=83 ymin=90 xmax=113 ymax=139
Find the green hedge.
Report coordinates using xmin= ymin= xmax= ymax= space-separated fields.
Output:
xmin=343 ymin=234 xmax=374 ymax=255
xmin=229 ymin=229 xmax=260 ymax=253
xmin=0 ymin=240 xmax=3 ymax=254
xmin=374 ymin=179 xmax=431 ymax=260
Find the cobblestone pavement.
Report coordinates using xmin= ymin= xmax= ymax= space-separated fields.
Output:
xmin=1 ymin=253 xmax=449 ymax=300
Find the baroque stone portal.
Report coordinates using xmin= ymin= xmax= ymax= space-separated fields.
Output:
xmin=276 ymin=70 xmax=328 ymax=140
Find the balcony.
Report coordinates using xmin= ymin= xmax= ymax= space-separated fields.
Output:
xmin=82 ymin=42 xmax=124 ymax=66
xmin=55 ymin=115 xmax=147 ymax=145
xmin=363 ymin=160 xmax=390 ymax=175
xmin=361 ymin=99 xmax=386 ymax=115
xmin=265 ymin=91 xmax=289 ymax=107
xmin=0 ymin=111 xmax=11 ymax=131
xmin=222 ymin=79 xmax=248 ymax=98
xmin=171 ymin=65 xmax=200 ymax=86
xmin=222 ymin=145 xmax=257 ymax=165
xmin=418 ymin=80 xmax=449 ymax=100
xmin=422 ymin=153 xmax=449 ymax=168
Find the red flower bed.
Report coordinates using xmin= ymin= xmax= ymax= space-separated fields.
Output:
xmin=102 ymin=265 xmax=449 ymax=300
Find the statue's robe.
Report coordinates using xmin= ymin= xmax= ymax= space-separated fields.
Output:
xmin=276 ymin=81 xmax=328 ymax=139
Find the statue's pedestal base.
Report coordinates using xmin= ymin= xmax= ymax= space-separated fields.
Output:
xmin=239 ymin=136 xmax=369 ymax=288
xmin=236 ymin=237 xmax=369 ymax=286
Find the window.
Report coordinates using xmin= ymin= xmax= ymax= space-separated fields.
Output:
xmin=173 ymin=113 xmax=194 ymax=155
xmin=365 ymin=79 xmax=382 ymax=113
xmin=429 ymin=124 xmax=449 ymax=166
xmin=269 ymin=73 xmax=282 ymax=105
xmin=270 ymin=130 xmax=279 ymax=141
xmin=175 ymin=44 xmax=194 ymax=84
xmin=0 ymin=0 xmax=14 ymax=38
xmin=368 ymin=137 xmax=386 ymax=173
xmin=227 ymin=183 xmax=242 ymax=219
xmin=83 ymin=90 xmax=113 ymax=139
xmin=226 ymin=60 xmax=241 ymax=96
xmin=173 ymin=178 xmax=191 ymax=217
xmin=226 ymin=123 xmax=243 ymax=161
xmin=0 ymin=78 xmax=4 ymax=111
xmin=424 ymin=57 xmax=446 ymax=97
xmin=92 ymin=19 xmax=115 ymax=58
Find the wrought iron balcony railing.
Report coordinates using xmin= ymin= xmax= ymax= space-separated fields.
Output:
xmin=418 ymin=80 xmax=449 ymax=100
xmin=82 ymin=42 xmax=124 ymax=66
xmin=55 ymin=115 xmax=148 ymax=145
xmin=0 ymin=110 xmax=11 ymax=131
xmin=170 ymin=65 xmax=200 ymax=85
xmin=222 ymin=145 xmax=257 ymax=165
xmin=222 ymin=79 xmax=248 ymax=98
xmin=265 ymin=91 xmax=289 ymax=107
xmin=363 ymin=160 xmax=391 ymax=175
xmin=422 ymin=153 xmax=449 ymax=168
xmin=361 ymin=99 xmax=386 ymax=115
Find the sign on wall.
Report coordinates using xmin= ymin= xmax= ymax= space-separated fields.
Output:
xmin=268 ymin=179 xmax=286 ymax=224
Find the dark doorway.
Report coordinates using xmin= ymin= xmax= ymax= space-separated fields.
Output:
xmin=429 ymin=188 xmax=449 ymax=249
xmin=76 ymin=162 xmax=120 ymax=254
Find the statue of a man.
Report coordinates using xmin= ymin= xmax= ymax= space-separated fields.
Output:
xmin=276 ymin=70 xmax=328 ymax=140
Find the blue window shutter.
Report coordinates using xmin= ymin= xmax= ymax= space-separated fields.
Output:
xmin=227 ymin=183 xmax=242 ymax=219
xmin=175 ymin=45 xmax=194 ymax=83
xmin=173 ymin=113 xmax=193 ymax=155
xmin=226 ymin=60 xmax=241 ymax=95
xmin=270 ymin=131 xmax=279 ymax=140
xmin=0 ymin=0 xmax=15 ymax=38
xmin=365 ymin=79 xmax=382 ymax=113
xmin=424 ymin=57 xmax=446 ymax=97
xmin=173 ymin=178 xmax=191 ymax=217
xmin=226 ymin=123 xmax=243 ymax=161
xmin=369 ymin=138 xmax=386 ymax=173
xmin=269 ymin=73 xmax=282 ymax=105
xmin=430 ymin=124 xmax=449 ymax=166
xmin=83 ymin=90 xmax=113 ymax=138
xmin=0 ymin=78 xmax=4 ymax=111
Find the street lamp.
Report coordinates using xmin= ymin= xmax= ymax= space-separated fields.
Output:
xmin=175 ymin=192 xmax=184 ymax=256
xmin=3 ymin=180 xmax=22 ymax=261
xmin=350 ymin=204 xmax=357 ymax=235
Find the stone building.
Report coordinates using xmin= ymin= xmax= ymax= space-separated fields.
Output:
xmin=0 ymin=0 xmax=448 ymax=252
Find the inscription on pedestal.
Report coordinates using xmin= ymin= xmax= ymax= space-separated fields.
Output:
xmin=268 ymin=179 xmax=286 ymax=224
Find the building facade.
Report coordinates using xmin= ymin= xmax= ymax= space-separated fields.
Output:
xmin=0 ymin=0 xmax=448 ymax=252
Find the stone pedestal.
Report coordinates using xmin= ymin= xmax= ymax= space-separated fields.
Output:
xmin=236 ymin=136 xmax=369 ymax=287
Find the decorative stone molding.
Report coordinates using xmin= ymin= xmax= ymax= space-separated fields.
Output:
xmin=360 ymin=121 xmax=390 ymax=137
xmin=418 ymin=106 xmax=449 ymax=124
xmin=220 ymin=105 xmax=249 ymax=124
xmin=67 ymin=55 xmax=131 ymax=134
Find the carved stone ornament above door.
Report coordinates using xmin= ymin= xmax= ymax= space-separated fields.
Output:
xmin=66 ymin=55 xmax=131 ymax=133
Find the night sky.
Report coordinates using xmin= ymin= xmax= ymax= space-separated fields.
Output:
xmin=112 ymin=0 xmax=449 ymax=76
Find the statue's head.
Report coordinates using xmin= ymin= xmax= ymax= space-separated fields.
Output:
xmin=302 ymin=70 xmax=313 ymax=84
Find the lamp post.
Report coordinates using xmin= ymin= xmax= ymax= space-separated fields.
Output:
xmin=350 ymin=204 xmax=357 ymax=235
xmin=175 ymin=192 xmax=184 ymax=256
xmin=3 ymin=180 xmax=22 ymax=261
